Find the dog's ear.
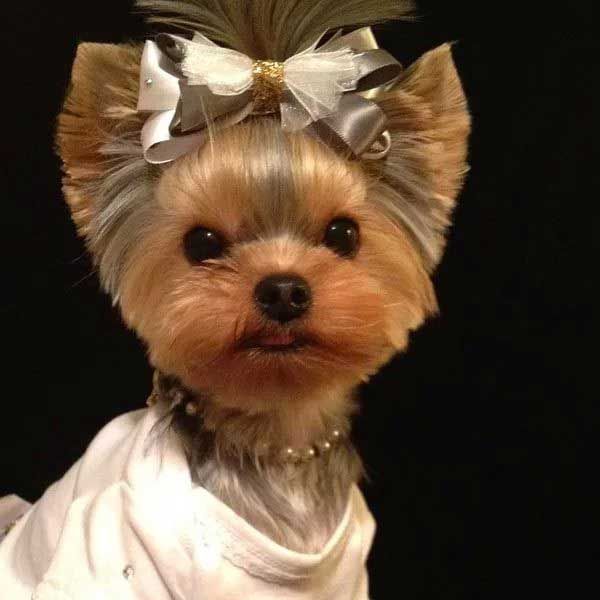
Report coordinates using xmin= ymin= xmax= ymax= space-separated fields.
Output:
xmin=56 ymin=43 xmax=145 ymax=238
xmin=372 ymin=44 xmax=471 ymax=269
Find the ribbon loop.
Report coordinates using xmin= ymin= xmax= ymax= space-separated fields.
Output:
xmin=137 ymin=27 xmax=402 ymax=164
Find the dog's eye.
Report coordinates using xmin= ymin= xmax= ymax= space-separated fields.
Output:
xmin=323 ymin=218 xmax=360 ymax=257
xmin=184 ymin=227 xmax=225 ymax=264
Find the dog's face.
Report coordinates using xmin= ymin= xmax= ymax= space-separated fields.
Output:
xmin=57 ymin=42 xmax=469 ymax=414
xmin=117 ymin=121 xmax=435 ymax=410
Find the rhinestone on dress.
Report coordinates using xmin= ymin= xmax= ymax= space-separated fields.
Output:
xmin=123 ymin=565 xmax=135 ymax=580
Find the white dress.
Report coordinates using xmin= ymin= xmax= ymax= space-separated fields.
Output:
xmin=0 ymin=405 xmax=376 ymax=599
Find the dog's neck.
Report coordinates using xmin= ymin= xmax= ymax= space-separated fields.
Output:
xmin=152 ymin=372 xmax=363 ymax=553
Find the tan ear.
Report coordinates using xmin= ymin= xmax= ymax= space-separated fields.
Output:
xmin=372 ymin=44 xmax=471 ymax=268
xmin=396 ymin=43 xmax=471 ymax=203
xmin=56 ymin=43 xmax=144 ymax=237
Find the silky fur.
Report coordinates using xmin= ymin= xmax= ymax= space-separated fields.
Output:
xmin=162 ymin=396 xmax=362 ymax=553
xmin=136 ymin=0 xmax=415 ymax=59
xmin=56 ymin=0 xmax=470 ymax=553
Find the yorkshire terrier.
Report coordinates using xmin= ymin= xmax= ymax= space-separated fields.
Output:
xmin=0 ymin=1 xmax=469 ymax=598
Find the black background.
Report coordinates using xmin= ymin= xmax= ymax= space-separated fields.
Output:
xmin=0 ymin=1 xmax=597 ymax=598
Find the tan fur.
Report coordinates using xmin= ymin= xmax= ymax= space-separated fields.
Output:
xmin=383 ymin=44 xmax=470 ymax=206
xmin=116 ymin=122 xmax=434 ymax=424
xmin=56 ymin=43 xmax=144 ymax=236
xmin=371 ymin=43 xmax=472 ymax=267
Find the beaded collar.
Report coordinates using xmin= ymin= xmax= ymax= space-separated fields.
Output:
xmin=147 ymin=371 xmax=348 ymax=464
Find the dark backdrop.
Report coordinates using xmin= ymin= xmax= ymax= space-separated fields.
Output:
xmin=0 ymin=1 xmax=596 ymax=598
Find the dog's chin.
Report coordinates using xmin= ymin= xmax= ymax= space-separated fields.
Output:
xmin=162 ymin=317 xmax=394 ymax=410
xmin=177 ymin=328 xmax=355 ymax=406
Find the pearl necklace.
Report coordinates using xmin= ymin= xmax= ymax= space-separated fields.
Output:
xmin=147 ymin=371 xmax=348 ymax=464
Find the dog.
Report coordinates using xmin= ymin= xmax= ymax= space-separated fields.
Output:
xmin=0 ymin=1 xmax=470 ymax=598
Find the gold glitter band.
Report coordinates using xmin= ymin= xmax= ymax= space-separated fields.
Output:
xmin=252 ymin=60 xmax=285 ymax=115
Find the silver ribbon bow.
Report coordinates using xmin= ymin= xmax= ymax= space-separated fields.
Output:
xmin=137 ymin=27 xmax=402 ymax=164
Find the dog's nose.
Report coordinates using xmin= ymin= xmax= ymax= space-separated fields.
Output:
xmin=254 ymin=275 xmax=312 ymax=323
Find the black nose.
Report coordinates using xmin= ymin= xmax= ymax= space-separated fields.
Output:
xmin=254 ymin=275 xmax=312 ymax=323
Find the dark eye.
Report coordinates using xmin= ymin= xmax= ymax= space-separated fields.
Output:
xmin=183 ymin=227 xmax=225 ymax=264
xmin=323 ymin=218 xmax=360 ymax=257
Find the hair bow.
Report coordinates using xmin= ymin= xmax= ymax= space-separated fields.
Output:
xmin=137 ymin=27 xmax=402 ymax=164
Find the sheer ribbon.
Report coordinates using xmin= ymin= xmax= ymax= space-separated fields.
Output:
xmin=137 ymin=28 xmax=402 ymax=164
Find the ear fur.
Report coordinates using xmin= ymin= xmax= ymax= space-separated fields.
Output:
xmin=397 ymin=43 xmax=471 ymax=203
xmin=372 ymin=44 xmax=471 ymax=269
xmin=56 ymin=43 xmax=144 ymax=237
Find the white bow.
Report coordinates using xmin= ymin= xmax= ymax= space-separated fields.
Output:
xmin=179 ymin=32 xmax=361 ymax=131
xmin=137 ymin=28 xmax=401 ymax=164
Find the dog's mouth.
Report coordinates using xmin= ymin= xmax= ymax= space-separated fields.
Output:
xmin=240 ymin=331 xmax=310 ymax=353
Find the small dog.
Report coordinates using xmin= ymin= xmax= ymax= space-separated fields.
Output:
xmin=0 ymin=1 xmax=469 ymax=598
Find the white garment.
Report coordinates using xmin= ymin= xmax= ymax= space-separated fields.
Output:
xmin=0 ymin=405 xmax=376 ymax=599
xmin=0 ymin=496 xmax=31 ymax=543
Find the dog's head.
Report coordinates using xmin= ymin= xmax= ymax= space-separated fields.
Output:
xmin=57 ymin=0 xmax=470 ymax=415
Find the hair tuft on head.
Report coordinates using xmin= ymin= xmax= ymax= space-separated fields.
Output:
xmin=136 ymin=0 xmax=414 ymax=59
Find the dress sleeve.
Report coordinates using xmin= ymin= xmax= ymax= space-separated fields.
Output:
xmin=0 ymin=409 xmax=147 ymax=598
xmin=0 ymin=458 xmax=83 ymax=596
